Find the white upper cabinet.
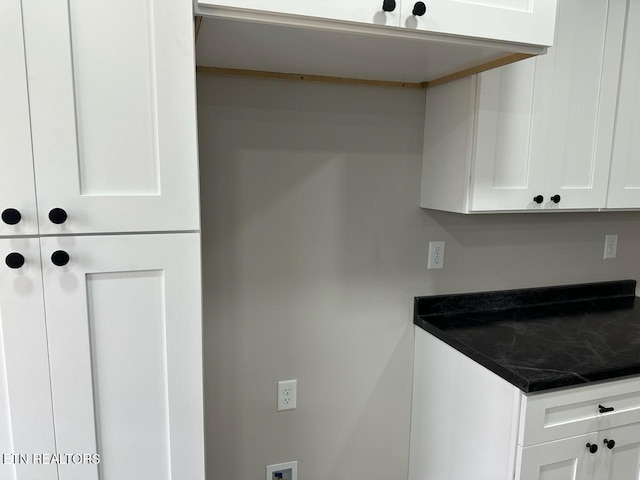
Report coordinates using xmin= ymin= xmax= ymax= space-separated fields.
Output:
xmin=0 ymin=238 xmax=57 ymax=480
xmin=421 ymin=0 xmax=626 ymax=213
xmin=0 ymin=0 xmax=38 ymax=237
xmin=20 ymin=0 xmax=200 ymax=235
xmin=40 ymin=233 xmax=204 ymax=480
xmin=400 ymin=0 xmax=556 ymax=47
xmin=607 ymin=1 xmax=640 ymax=209
xmin=198 ymin=0 xmax=402 ymax=27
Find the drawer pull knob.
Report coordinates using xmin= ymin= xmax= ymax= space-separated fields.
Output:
xmin=49 ymin=208 xmax=68 ymax=224
xmin=412 ymin=1 xmax=426 ymax=16
xmin=382 ymin=0 xmax=396 ymax=11
xmin=533 ymin=195 xmax=544 ymax=204
xmin=2 ymin=208 xmax=21 ymax=225
xmin=5 ymin=252 xmax=25 ymax=269
xmin=604 ymin=439 xmax=615 ymax=449
xmin=586 ymin=443 xmax=598 ymax=454
xmin=598 ymin=404 xmax=614 ymax=413
xmin=550 ymin=194 xmax=561 ymax=204
xmin=51 ymin=250 xmax=70 ymax=267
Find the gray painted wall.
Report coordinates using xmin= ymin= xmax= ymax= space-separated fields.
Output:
xmin=197 ymin=74 xmax=640 ymax=480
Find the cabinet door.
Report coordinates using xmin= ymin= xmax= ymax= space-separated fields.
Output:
xmin=0 ymin=0 xmax=38 ymax=237
xmin=593 ymin=423 xmax=640 ymax=480
xmin=470 ymin=58 xmax=547 ymax=211
xmin=197 ymin=0 xmax=401 ymax=27
xmin=541 ymin=0 xmax=625 ymax=210
xmin=607 ymin=1 xmax=640 ymax=209
xmin=400 ymin=0 xmax=556 ymax=47
xmin=40 ymin=234 xmax=204 ymax=480
xmin=516 ymin=433 xmax=597 ymax=480
xmin=0 ymin=238 xmax=57 ymax=480
xmin=21 ymin=0 xmax=200 ymax=235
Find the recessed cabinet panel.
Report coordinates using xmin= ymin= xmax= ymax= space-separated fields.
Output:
xmin=593 ymin=423 xmax=640 ymax=480
xmin=0 ymin=238 xmax=57 ymax=480
xmin=542 ymin=0 xmax=624 ymax=210
xmin=607 ymin=1 xmax=640 ymax=209
xmin=40 ymin=234 xmax=204 ymax=480
xmin=0 ymin=0 xmax=38 ymax=237
xmin=21 ymin=0 xmax=200 ymax=235
xmin=400 ymin=0 xmax=556 ymax=47
xmin=197 ymin=0 xmax=401 ymax=27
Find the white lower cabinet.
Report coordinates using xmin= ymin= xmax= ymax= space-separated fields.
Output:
xmin=0 ymin=234 xmax=204 ymax=480
xmin=410 ymin=327 xmax=640 ymax=480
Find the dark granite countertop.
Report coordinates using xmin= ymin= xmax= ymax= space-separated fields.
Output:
xmin=414 ymin=280 xmax=640 ymax=393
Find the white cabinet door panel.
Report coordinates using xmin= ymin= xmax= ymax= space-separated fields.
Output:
xmin=542 ymin=0 xmax=625 ymax=210
xmin=516 ymin=433 xmax=598 ymax=480
xmin=593 ymin=423 xmax=640 ymax=480
xmin=198 ymin=0 xmax=401 ymax=27
xmin=0 ymin=0 xmax=38 ymax=237
xmin=0 ymin=238 xmax=57 ymax=480
xmin=607 ymin=1 xmax=640 ymax=209
xmin=400 ymin=0 xmax=556 ymax=47
xmin=40 ymin=234 xmax=204 ymax=480
xmin=471 ymin=58 xmax=546 ymax=211
xmin=21 ymin=0 xmax=200 ymax=235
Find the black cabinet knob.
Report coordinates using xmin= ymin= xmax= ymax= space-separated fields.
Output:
xmin=5 ymin=252 xmax=25 ymax=269
xmin=533 ymin=195 xmax=544 ymax=204
xmin=598 ymin=404 xmax=614 ymax=413
xmin=550 ymin=194 xmax=561 ymax=204
xmin=604 ymin=439 xmax=615 ymax=449
xmin=586 ymin=443 xmax=598 ymax=454
xmin=2 ymin=208 xmax=21 ymax=225
xmin=382 ymin=0 xmax=396 ymax=11
xmin=412 ymin=1 xmax=426 ymax=15
xmin=51 ymin=250 xmax=70 ymax=267
xmin=48 ymin=208 xmax=67 ymax=225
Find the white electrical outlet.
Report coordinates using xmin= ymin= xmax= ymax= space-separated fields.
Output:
xmin=428 ymin=241 xmax=446 ymax=269
xmin=277 ymin=379 xmax=297 ymax=411
xmin=604 ymin=234 xmax=618 ymax=259
xmin=266 ymin=461 xmax=298 ymax=480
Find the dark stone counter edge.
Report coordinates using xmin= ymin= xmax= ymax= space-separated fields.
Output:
xmin=414 ymin=316 xmax=640 ymax=393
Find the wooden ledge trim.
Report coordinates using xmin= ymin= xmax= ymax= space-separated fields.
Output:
xmin=196 ymin=53 xmax=537 ymax=90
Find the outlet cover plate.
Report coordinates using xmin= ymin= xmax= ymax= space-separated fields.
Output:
xmin=428 ymin=241 xmax=445 ymax=269
xmin=604 ymin=234 xmax=618 ymax=259
xmin=267 ymin=461 xmax=298 ymax=480
xmin=278 ymin=379 xmax=297 ymax=411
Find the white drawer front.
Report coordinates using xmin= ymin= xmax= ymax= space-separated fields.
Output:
xmin=519 ymin=376 xmax=640 ymax=446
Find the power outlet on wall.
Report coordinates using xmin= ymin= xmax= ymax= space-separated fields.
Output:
xmin=428 ymin=241 xmax=446 ymax=269
xmin=277 ymin=379 xmax=297 ymax=411
xmin=604 ymin=234 xmax=618 ymax=259
xmin=266 ymin=461 xmax=298 ymax=480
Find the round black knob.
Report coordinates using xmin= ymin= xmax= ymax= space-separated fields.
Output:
xmin=51 ymin=250 xmax=70 ymax=267
xmin=412 ymin=1 xmax=426 ymax=16
xmin=5 ymin=252 xmax=25 ymax=269
xmin=48 ymin=208 xmax=67 ymax=225
xmin=2 ymin=208 xmax=21 ymax=225
xmin=382 ymin=0 xmax=396 ymax=11
xmin=604 ymin=439 xmax=615 ymax=449
xmin=550 ymin=194 xmax=561 ymax=204
xmin=586 ymin=443 xmax=598 ymax=454
xmin=533 ymin=195 xmax=544 ymax=204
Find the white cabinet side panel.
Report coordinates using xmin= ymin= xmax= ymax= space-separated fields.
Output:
xmin=0 ymin=0 xmax=38 ymax=237
xmin=420 ymin=77 xmax=474 ymax=213
xmin=409 ymin=327 xmax=521 ymax=480
xmin=22 ymin=0 xmax=200 ymax=234
xmin=41 ymin=233 xmax=204 ymax=480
